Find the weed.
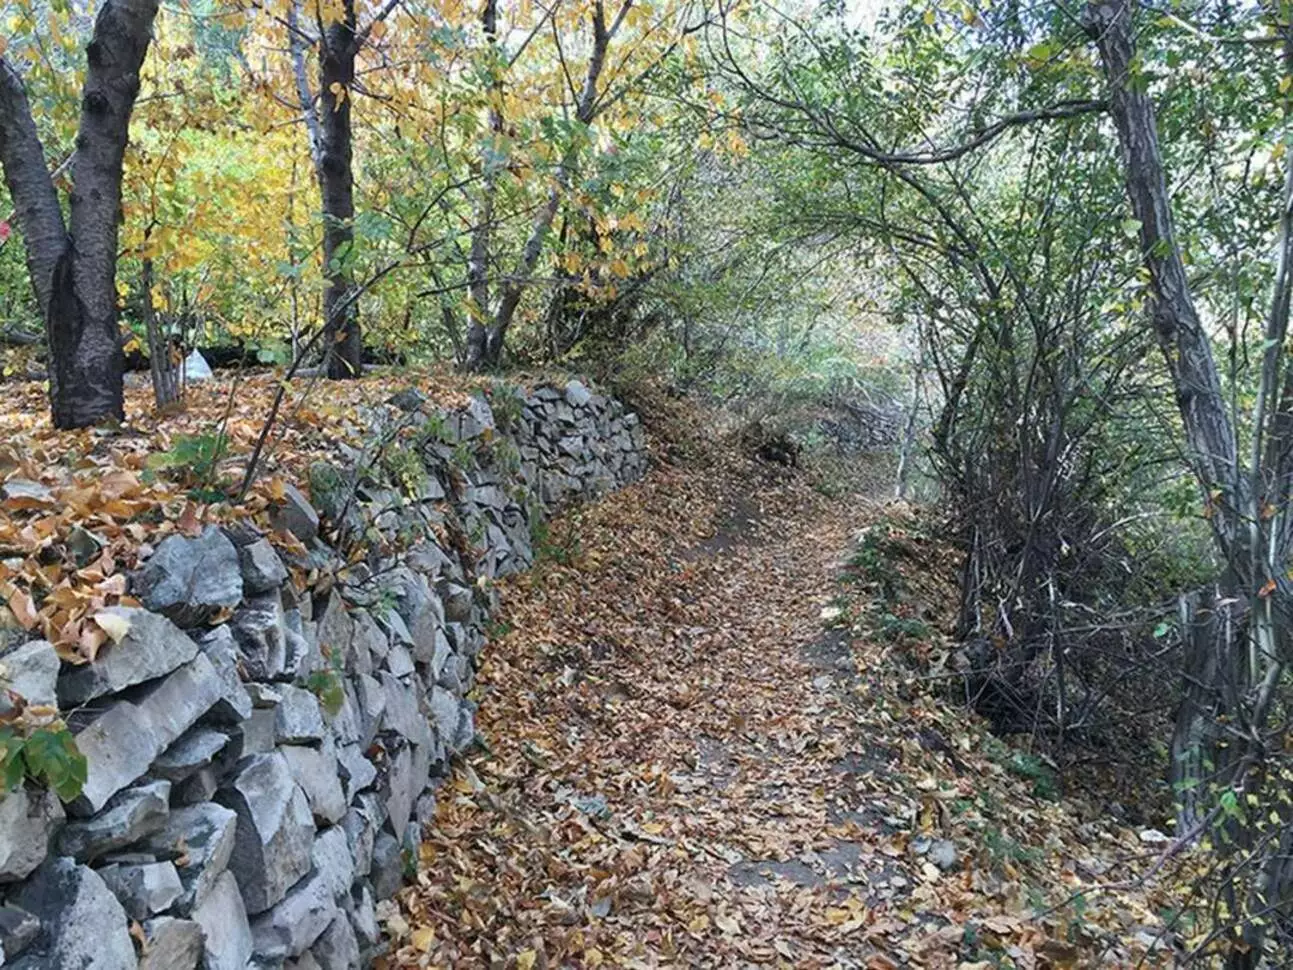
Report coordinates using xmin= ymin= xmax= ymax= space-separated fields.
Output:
xmin=0 ymin=722 xmax=87 ymax=802
xmin=146 ymin=431 xmax=229 ymax=498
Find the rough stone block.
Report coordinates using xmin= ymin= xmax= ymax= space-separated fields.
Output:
xmin=0 ymin=788 xmax=63 ymax=881
xmin=59 ymin=780 xmax=168 ymax=862
xmin=11 ymin=857 xmax=137 ymax=970
xmin=192 ymin=870 xmax=252 ymax=970
xmin=98 ymin=860 xmax=184 ymax=920
xmin=216 ymin=753 xmax=315 ymax=914
xmin=138 ymin=917 xmax=203 ymax=970
xmin=131 ymin=527 xmax=243 ymax=627
xmin=143 ymin=802 xmax=238 ymax=913
xmin=72 ymin=654 xmax=223 ymax=814
xmin=1 ymin=639 xmax=58 ymax=707
xmin=281 ymin=741 xmax=346 ymax=825
xmin=249 ymin=870 xmax=336 ymax=961
xmin=58 ymin=608 xmax=199 ymax=706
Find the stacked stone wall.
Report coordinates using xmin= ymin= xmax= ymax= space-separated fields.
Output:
xmin=0 ymin=379 xmax=646 ymax=969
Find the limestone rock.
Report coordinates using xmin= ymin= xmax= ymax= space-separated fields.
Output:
xmin=59 ymin=608 xmax=199 ymax=706
xmin=0 ymin=788 xmax=63 ymax=881
xmin=564 ymin=380 xmax=592 ymax=407
xmin=309 ymin=913 xmax=359 ymax=970
xmin=341 ymin=797 xmax=380 ymax=879
xmin=193 ymin=627 xmax=254 ymax=724
xmin=191 ymin=871 xmax=252 ymax=970
xmin=310 ymin=826 xmax=354 ymax=901
xmin=98 ymin=861 xmax=184 ymax=920
xmin=216 ymin=753 xmax=314 ymax=914
xmin=132 ymin=527 xmax=243 ymax=627
xmin=137 ymin=917 xmax=203 ymax=970
xmin=0 ymin=905 xmax=40 ymax=964
xmin=370 ymin=830 xmax=403 ymax=901
xmin=271 ymin=484 xmax=320 ymax=542
xmin=240 ymin=539 xmax=289 ymax=594
xmin=249 ymin=870 xmax=336 ymax=961
xmin=275 ymin=685 xmax=326 ymax=744
xmin=143 ymin=802 xmax=238 ymax=914
xmin=280 ymin=742 xmax=346 ymax=825
xmin=11 ymin=857 xmax=137 ymax=970
xmin=59 ymin=780 xmax=168 ymax=862
xmin=152 ymin=727 xmax=233 ymax=782
xmin=336 ymin=744 xmax=377 ymax=802
xmin=344 ymin=884 xmax=379 ymax=949
xmin=72 ymin=655 xmax=223 ymax=814
xmin=0 ymin=640 xmax=58 ymax=707
xmin=230 ymin=593 xmax=289 ymax=681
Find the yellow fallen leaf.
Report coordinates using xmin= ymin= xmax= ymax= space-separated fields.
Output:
xmin=93 ymin=610 xmax=132 ymax=644
xmin=410 ymin=926 xmax=435 ymax=952
xmin=516 ymin=949 xmax=537 ymax=970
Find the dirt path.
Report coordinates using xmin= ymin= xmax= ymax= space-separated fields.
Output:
xmin=380 ymin=448 xmax=913 ymax=968
xmin=384 ymin=448 xmax=1175 ymax=970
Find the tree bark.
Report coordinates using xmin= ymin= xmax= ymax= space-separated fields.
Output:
xmin=0 ymin=0 xmax=158 ymax=427
xmin=464 ymin=0 xmax=624 ymax=371
xmin=318 ymin=0 xmax=362 ymax=379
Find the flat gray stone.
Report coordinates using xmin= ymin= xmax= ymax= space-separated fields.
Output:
xmin=230 ymin=593 xmax=289 ymax=682
xmin=72 ymin=654 xmax=223 ymax=814
xmin=0 ymin=904 xmax=40 ymax=963
xmin=59 ymin=608 xmax=199 ymax=706
xmin=59 ymin=780 xmax=168 ymax=862
xmin=428 ymin=686 xmax=460 ymax=744
xmin=370 ymin=830 xmax=403 ymax=901
xmin=138 ymin=917 xmax=203 ymax=970
xmin=240 ymin=539 xmax=289 ymax=594
xmin=98 ymin=861 xmax=184 ymax=920
xmin=11 ymin=857 xmax=137 ymax=970
xmin=0 ymin=639 xmax=58 ymax=707
xmin=275 ymin=686 xmax=326 ymax=744
xmin=271 ymin=484 xmax=320 ymax=542
xmin=132 ymin=527 xmax=243 ymax=627
xmin=152 ymin=727 xmax=231 ymax=781
xmin=310 ymin=826 xmax=354 ymax=901
xmin=336 ymin=744 xmax=376 ymax=802
xmin=309 ymin=913 xmax=359 ymax=970
xmin=249 ymin=870 xmax=336 ymax=960
xmin=193 ymin=627 xmax=254 ymax=724
xmin=565 ymin=380 xmax=592 ymax=407
xmin=341 ymin=800 xmax=378 ymax=879
xmin=280 ymin=742 xmax=346 ymax=825
xmin=192 ymin=871 xmax=252 ymax=970
xmin=0 ymin=788 xmax=63 ymax=881
xmin=344 ymin=884 xmax=379 ymax=948
xmin=380 ymin=673 xmax=432 ymax=749
xmin=383 ymin=744 xmax=416 ymax=841
xmin=216 ymin=753 xmax=314 ymax=914
xmin=142 ymin=802 xmax=238 ymax=914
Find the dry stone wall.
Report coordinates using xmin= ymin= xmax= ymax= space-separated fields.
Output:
xmin=0 ymin=380 xmax=646 ymax=970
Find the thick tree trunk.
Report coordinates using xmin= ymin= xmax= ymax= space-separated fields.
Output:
xmin=0 ymin=0 xmax=157 ymax=427
xmin=318 ymin=0 xmax=361 ymax=380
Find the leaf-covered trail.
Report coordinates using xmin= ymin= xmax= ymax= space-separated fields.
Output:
xmin=383 ymin=444 xmax=1174 ymax=969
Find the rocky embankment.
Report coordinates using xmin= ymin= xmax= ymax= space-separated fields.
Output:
xmin=0 ymin=379 xmax=645 ymax=970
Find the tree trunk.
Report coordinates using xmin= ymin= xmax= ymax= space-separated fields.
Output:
xmin=0 ymin=0 xmax=158 ymax=428
xmin=464 ymin=0 xmax=621 ymax=372
xmin=318 ymin=0 xmax=361 ymax=380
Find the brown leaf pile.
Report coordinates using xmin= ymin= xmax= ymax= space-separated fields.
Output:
xmin=384 ymin=425 xmax=1184 ymax=970
xmin=0 ymin=369 xmax=479 ymax=663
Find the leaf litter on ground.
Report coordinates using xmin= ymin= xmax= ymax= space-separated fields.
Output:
xmin=384 ymin=405 xmax=1186 ymax=970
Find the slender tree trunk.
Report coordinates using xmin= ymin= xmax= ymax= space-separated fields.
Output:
xmin=1087 ymin=2 xmax=1293 ymax=964
xmin=0 ymin=0 xmax=159 ymax=428
xmin=318 ymin=0 xmax=361 ymax=379
xmin=465 ymin=0 xmax=624 ymax=371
